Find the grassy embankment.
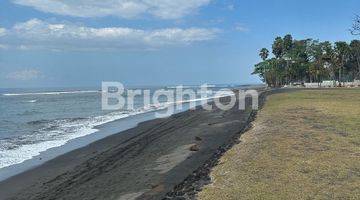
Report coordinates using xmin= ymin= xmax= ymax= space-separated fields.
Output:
xmin=198 ymin=89 xmax=360 ymax=200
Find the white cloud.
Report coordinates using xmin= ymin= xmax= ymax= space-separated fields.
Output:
xmin=234 ymin=23 xmax=249 ymax=32
xmin=18 ymin=45 xmax=30 ymax=50
xmin=0 ymin=44 xmax=8 ymax=49
xmin=0 ymin=28 xmax=7 ymax=36
xmin=6 ymin=69 xmax=42 ymax=81
xmin=1 ymin=19 xmax=218 ymax=50
xmin=12 ymin=0 xmax=211 ymax=19
xmin=226 ymin=4 xmax=235 ymax=11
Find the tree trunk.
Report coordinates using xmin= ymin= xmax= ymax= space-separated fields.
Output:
xmin=339 ymin=67 xmax=342 ymax=87
xmin=357 ymin=58 xmax=360 ymax=80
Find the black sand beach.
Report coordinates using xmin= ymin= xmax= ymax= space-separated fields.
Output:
xmin=0 ymin=90 xmax=266 ymax=200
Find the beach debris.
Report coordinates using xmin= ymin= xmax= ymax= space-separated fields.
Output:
xmin=189 ymin=144 xmax=200 ymax=152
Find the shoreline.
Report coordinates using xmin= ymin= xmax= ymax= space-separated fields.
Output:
xmin=0 ymin=102 xmax=196 ymax=182
xmin=0 ymin=85 xmax=262 ymax=181
xmin=0 ymin=110 xmax=168 ymax=182
xmin=165 ymin=89 xmax=288 ymax=199
xmin=0 ymin=88 xmax=268 ymax=200
xmin=0 ymin=92 xmax=228 ymax=182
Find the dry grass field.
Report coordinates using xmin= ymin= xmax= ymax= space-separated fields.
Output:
xmin=198 ymin=89 xmax=360 ymax=200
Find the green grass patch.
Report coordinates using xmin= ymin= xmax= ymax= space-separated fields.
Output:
xmin=198 ymin=88 xmax=360 ymax=200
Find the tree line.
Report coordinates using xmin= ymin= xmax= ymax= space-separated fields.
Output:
xmin=252 ymin=35 xmax=360 ymax=87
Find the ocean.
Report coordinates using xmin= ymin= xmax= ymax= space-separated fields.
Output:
xmin=0 ymin=85 xmax=238 ymax=178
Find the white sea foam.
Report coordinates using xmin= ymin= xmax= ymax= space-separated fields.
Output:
xmin=3 ymin=90 xmax=100 ymax=96
xmin=0 ymin=92 xmax=234 ymax=169
xmin=0 ymin=103 xmax=166 ymax=169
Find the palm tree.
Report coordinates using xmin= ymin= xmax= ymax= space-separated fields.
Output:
xmin=308 ymin=40 xmax=325 ymax=84
xmin=258 ymin=48 xmax=270 ymax=85
xmin=321 ymin=41 xmax=337 ymax=84
xmin=350 ymin=40 xmax=360 ymax=79
xmin=259 ymin=48 xmax=269 ymax=61
xmin=272 ymin=37 xmax=284 ymax=59
xmin=283 ymin=34 xmax=293 ymax=53
xmin=350 ymin=15 xmax=360 ymax=35
xmin=283 ymin=34 xmax=293 ymax=85
xmin=334 ymin=42 xmax=350 ymax=85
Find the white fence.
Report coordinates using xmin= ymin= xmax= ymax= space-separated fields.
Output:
xmin=343 ymin=80 xmax=360 ymax=87
xmin=304 ymin=80 xmax=360 ymax=88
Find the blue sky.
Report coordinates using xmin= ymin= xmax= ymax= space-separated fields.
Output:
xmin=0 ymin=0 xmax=359 ymax=88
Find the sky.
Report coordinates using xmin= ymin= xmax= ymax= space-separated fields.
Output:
xmin=0 ymin=0 xmax=359 ymax=88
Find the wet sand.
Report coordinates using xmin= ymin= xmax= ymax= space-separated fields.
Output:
xmin=0 ymin=91 xmax=265 ymax=200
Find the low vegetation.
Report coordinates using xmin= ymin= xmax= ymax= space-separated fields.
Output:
xmin=198 ymin=89 xmax=360 ymax=199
